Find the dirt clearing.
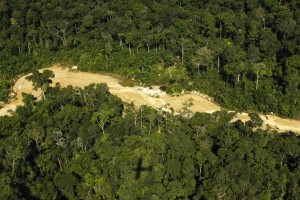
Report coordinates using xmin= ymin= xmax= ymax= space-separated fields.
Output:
xmin=0 ymin=64 xmax=299 ymax=134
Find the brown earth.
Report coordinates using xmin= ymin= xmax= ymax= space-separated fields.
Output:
xmin=0 ymin=64 xmax=299 ymax=134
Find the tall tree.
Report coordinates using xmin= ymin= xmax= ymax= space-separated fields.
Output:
xmin=192 ymin=46 xmax=214 ymax=74
xmin=252 ymin=61 xmax=271 ymax=90
xmin=91 ymin=108 xmax=115 ymax=135
xmin=25 ymin=69 xmax=55 ymax=99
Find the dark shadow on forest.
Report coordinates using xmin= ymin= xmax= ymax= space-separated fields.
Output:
xmin=133 ymin=158 xmax=153 ymax=180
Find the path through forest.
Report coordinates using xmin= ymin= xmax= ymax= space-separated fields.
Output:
xmin=0 ymin=65 xmax=299 ymax=134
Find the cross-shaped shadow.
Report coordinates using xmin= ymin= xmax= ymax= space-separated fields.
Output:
xmin=133 ymin=158 xmax=153 ymax=179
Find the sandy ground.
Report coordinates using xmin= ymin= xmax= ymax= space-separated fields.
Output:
xmin=0 ymin=64 xmax=299 ymax=134
xmin=232 ymin=113 xmax=300 ymax=134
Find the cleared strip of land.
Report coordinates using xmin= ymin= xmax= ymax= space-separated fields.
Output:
xmin=0 ymin=65 xmax=299 ymax=134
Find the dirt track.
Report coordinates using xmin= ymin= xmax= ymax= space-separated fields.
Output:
xmin=0 ymin=65 xmax=299 ymax=134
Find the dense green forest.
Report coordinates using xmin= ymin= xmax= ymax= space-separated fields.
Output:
xmin=0 ymin=76 xmax=299 ymax=199
xmin=0 ymin=0 xmax=300 ymax=118
xmin=0 ymin=1 xmax=300 ymax=199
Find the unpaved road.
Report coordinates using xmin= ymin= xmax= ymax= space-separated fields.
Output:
xmin=0 ymin=65 xmax=299 ymax=134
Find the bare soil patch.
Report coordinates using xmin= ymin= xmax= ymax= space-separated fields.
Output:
xmin=0 ymin=64 xmax=299 ymax=134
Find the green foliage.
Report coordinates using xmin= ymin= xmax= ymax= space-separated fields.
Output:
xmin=1 ymin=2 xmax=300 ymax=197
xmin=247 ymin=113 xmax=263 ymax=128
xmin=192 ymin=46 xmax=214 ymax=74
xmin=25 ymin=69 xmax=55 ymax=99
xmin=0 ymin=0 xmax=299 ymax=118
xmin=91 ymin=108 xmax=115 ymax=135
xmin=0 ymin=82 xmax=299 ymax=199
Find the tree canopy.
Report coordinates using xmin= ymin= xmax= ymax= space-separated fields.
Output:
xmin=0 ymin=0 xmax=300 ymax=118
xmin=0 ymin=82 xmax=299 ymax=199
xmin=0 ymin=1 xmax=300 ymax=198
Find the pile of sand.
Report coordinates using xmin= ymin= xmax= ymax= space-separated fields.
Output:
xmin=133 ymin=86 xmax=166 ymax=97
